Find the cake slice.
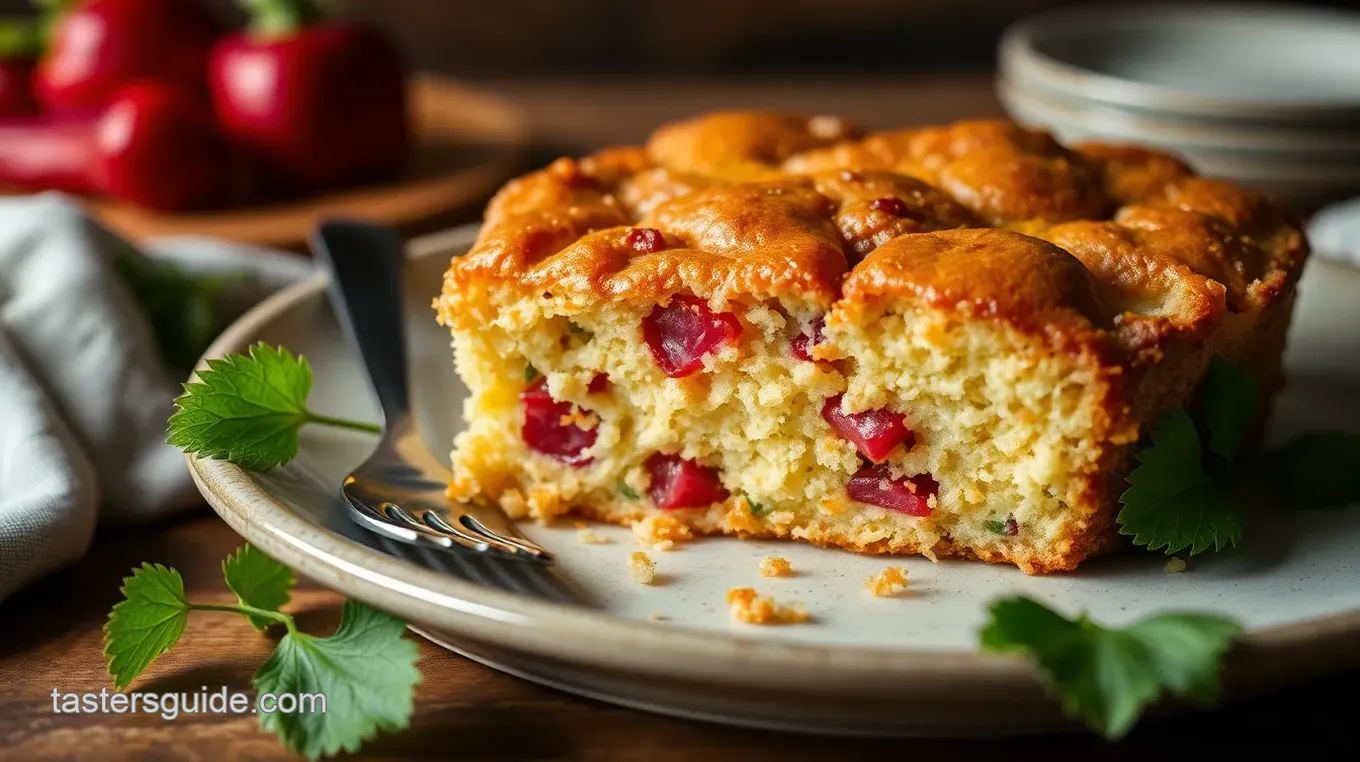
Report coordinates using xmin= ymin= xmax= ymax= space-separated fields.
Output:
xmin=435 ymin=111 xmax=1307 ymax=574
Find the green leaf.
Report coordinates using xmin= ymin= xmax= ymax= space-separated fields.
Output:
xmin=165 ymin=342 xmax=379 ymax=471
xmin=618 ymin=483 xmax=639 ymax=500
xmin=104 ymin=563 xmax=190 ymax=690
xmin=1262 ymin=431 xmax=1360 ymax=509
xmin=167 ymin=343 xmax=314 ymax=470
xmin=979 ymin=596 xmax=1240 ymax=740
xmin=1117 ymin=410 xmax=1243 ymax=555
xmin=985 ymin=519 xmax=1007 ymax=535
xmin=223 ymin=545 xmax=296 ymax=631
xmin=1199 ymin=357 xmax=1260 ymax=466
xmin=115 ymin=253 xmax=237 ymax=371
xmin=1124 ymin=613 xmax=1243 ymax=704
xmin=525 ymin=364 xmax=538 ymax=383
xmin=255 ymin=601 xmax=420 ymax=760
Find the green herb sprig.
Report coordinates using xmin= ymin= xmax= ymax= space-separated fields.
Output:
xmin=979 ymin=596 xmax=1240 ymax=740
xmin=167 ymin=343 xmax=379 ymax=470
xmin=1117 ymin=357 xmax=1360 ymax=554
xmin=104 ymin=545 xmax=419 ymax=760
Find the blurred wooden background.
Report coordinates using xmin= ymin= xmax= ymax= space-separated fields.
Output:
xmin=327 ymin=0 xmax=1064 ymax=78
xmin=2 ymin=0 xmax=1349 ymax=80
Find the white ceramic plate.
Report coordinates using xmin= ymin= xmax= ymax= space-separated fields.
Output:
xmin=995 ymin=78 xmax=1360 ymax=207
xmin=999 ymin=2 xmax=1360 ymax=122
xmin=188 ymin=226 xmax=1360 ymax=736
xmin=995 ymin=78 xmax=1360 ymax=157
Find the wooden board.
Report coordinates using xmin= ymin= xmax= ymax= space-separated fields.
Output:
xmin=89 ymin=74 xmax=528 ymax=251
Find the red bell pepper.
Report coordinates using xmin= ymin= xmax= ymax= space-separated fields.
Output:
xmin=0 ymin=83 xmax=234 ymax=210
xmin=35 ymin=0 xmax=223 ymax=113
xmin=0 ymin=18 xmax=42 ymax=116
xmin=207 ymin=0 xmax=410 ymax=192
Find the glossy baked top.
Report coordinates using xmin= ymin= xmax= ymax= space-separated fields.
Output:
xmin=444 ymin=111 xmax=1308 ymax=350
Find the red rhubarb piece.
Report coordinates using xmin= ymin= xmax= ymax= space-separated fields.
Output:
xmin=791 ymin=316 xmax=826 ymax=361
xmin=625 ymin=227 xmax=667 ymax=253
xmin=869 ymin=196 xmax=909 ymax=216
xmin=847 ymin=465 xmax=937 ymax=516
xmin=645 ymin=453 xmax=729 ymax=509
xmin=521 ymin=377 xmax=596 ymax=466
xmin=642 ymin=295 xmax=741 ymax=378
xmin=587 ymin=373 xmax=609 ymax=394
xmin=821 ymin=394 xmax=914 ymax=462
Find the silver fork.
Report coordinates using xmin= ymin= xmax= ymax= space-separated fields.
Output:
xmin=309 ymin=220 xmax=553 ymax=563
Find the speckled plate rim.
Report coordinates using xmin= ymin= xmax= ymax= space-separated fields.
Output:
xmin=999 ymin=2 xmax=1360 ymax=121
xmin=187 ymin=225 xmax=1360 ymax=701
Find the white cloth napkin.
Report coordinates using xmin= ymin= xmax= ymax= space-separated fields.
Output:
xmin=0 ymin=194 xmax=311 ymax=601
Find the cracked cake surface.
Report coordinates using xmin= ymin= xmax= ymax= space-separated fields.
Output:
xmin=435 ymin=110 xmax=1308 ymax=574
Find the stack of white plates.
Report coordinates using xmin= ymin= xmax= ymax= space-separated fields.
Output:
xmin=998 ymin=2 xmax=1360 ymax=207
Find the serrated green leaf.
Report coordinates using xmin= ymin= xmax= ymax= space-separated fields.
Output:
xmin=1118 ymin=410 xmax=1243 ymax=555
xmin=223 ymin=545 xmax=295 ymax=631
xmin=167 ymin=343 xmax=313 ymax=470
xmin=104 ymin=563 xmax=190 ymax=690
xmin=255 ymin=601 xmax=420 ymax=760
xmin=1125 ymin=612 xmax=1243 ymax=703
xmin=1262 ymin=431 xmax=1360 ymax=509
xmin=979 ymin=596 xmax=1240 ymax=739
xmin=1200 ymin=357 xmax=1260 ymax=466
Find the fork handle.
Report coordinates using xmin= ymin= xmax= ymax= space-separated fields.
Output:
xmin=310 ymin=220 xmax=410 ymax=419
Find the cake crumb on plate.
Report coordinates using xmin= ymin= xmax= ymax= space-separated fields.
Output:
xmin=629 ymin=551 xmax=656 ymax=585
xmin=577 ymin=527 xmax=610 ymax=544
xmin=758 ymin=556 xmax=793 ymax=578
xmin=632 ymin=514 xmax=693 ymax=550
xmin=1165 ymin=557 xmax=1187 ymax=574
xmin=865 ymin=566 xmax=909 ymax=597
xmin=726 ymin=587 xmax=807 ymax=624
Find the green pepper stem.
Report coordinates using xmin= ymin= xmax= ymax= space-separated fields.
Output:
xmin=0 ymin=17 xmax=43 ymax=60
xmin=238 ymin=0 xmax=326 ymax=38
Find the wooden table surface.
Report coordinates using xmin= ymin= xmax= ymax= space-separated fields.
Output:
xmin=1 ymin=76 xmax=1354 ymax=760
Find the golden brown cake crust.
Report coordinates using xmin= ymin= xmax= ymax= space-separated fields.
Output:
xmin=647 ymin=110 xmax=860 ymax=179
xmin=443 ymin=110 xmax=1306 ymax=354
xmin=838 ymin=228 xmax=1111 ymax=345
